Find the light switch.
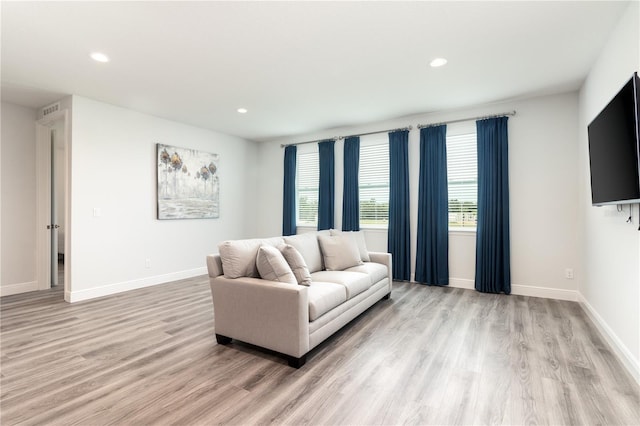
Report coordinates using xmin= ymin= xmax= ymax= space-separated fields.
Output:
xmin=93 ymin=208 xmax=101 ymax=217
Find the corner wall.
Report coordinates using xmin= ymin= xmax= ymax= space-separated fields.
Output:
xmin=1 ymin=102 xmax=38 ymax=296
xmin=255 ymin=92 xmax=581 ymax=302
xmin=68 ymin=96 xmax=259 ymax=301
xmin=577 ymin=1 xmax=639 ymax=382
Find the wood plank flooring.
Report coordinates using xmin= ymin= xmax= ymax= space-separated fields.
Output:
xmin=1 ymin=277 xmax=638 ymax=425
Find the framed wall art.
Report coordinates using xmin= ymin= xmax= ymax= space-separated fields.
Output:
xmin=157 ymin=144 xmax=220 ymax=219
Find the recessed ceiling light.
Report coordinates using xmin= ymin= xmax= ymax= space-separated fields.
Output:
xmin=90 ymin=52 xmax=110 ymax=63
xmin=237 ymin=108 xmax=248 ymax=114
xmin=430 ymin=58 xmax=448 ymax=68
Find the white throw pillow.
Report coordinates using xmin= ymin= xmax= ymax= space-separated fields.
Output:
xmin=318 ymin=234 xmax=363 ymax=271
xmin=256 ymin=245 xmax=297 ymax=284
xmin=329 ymin=229 xmax=371 ymax=262
xmin=279 ymin=244 xmax=312 ymax=286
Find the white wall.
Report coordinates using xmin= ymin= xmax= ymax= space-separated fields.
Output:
xmin=68 ymin=96 xmax=259 ymax=301
xmin=578 ymin=1 xmax=639 ymax=382
xmin=256 ymin=92 xmax=580 ymax=301
xmin=0 ymin=102 xmax=38 ymax=296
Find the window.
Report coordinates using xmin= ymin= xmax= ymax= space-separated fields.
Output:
xmin=359 ymin=135 xmax=389 ymax=226
xmin=447 ymin=132 xmax=477 ymax=229
xmin=296 ymin=150 xmax=319 ymax=226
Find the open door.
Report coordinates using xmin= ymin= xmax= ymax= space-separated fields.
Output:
xmin=36 ymin=109 xmax=69 ymax=299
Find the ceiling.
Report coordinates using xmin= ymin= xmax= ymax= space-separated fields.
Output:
xmin=1 ymin=1 xmax=629 ymax=142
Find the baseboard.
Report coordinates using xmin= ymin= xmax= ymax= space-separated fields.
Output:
xmin=67 ymin=267 xmax=207 ymax=303
xmin=446 ymin=278 xmax=579 ymax=301
xmin=0 ymin=280 xmax=38 ymax=297
xmin=577 ymin=292 xmax=640 ymax=385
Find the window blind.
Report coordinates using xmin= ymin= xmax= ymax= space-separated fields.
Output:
xmin=447 ymin=133 xmax=477 ymax=228
xmin=297 ymin=151 xmax=319 ymax=226
xmin=359 ymin=141 xmax=389 ymax=225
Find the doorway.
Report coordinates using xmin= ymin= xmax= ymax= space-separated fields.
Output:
xmin=36 ymin=109 xmax=70 ymax=300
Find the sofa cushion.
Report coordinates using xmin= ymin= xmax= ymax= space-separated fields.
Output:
xmin=329 ymin=229 xmax=371 ymax=262
xmin=310 ymin=270 xmax=371 ymax=299
xmin=256 ymin=246 xmax=298 ymax=284
xmin=279 ymin=244 xmax=312 ymax=286
xmin=283 ymin=233 xmax=324 ymax=273
xmin=218 ymin=237 xmax=284 ymax=278
xmin=345 ymin=262 xmax=388 ymax=285
xmin=307 ymin=281 xmax=348 ymax=321
xmin=318 ymin=234 xmax=363 ymax=271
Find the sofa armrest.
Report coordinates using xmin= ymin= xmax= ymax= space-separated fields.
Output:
xmin=368 ymin=251 xmax=393 ymax=289
xmin=206 ymin=254 xmax=223 ymax=278
xmin=209 ymin=276 xmax=310 ymax=358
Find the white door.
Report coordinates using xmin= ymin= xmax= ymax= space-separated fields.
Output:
xmin=36 ymin=110 xmax=69 ymax=297
xmin=50 ymin=128 xmax=59 ymax=286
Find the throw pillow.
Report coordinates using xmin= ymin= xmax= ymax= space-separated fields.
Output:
xmin=329 ymin=229 xmax=371 ymax=262
xmin=256 ymin=245 xmax=297 ymax=284
xmin=317 ymin=234 xmax=363 ymax=271
xmin=218 ymin=237 xmax=285 ymax=278
xmin=283 ymin=233 xmax=324 ymax=273
xmin=279 ymin=244 xmax=312 ymax=286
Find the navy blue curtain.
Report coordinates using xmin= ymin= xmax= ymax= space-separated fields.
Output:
xmin=282 ymin=145 xmax=297 ymax=236
xmin=318 ymin=140 xmax=335 ymax=231
xmin=342 ymin=137 xmax=360 ymax=231
xmin=415 ymin=125 xmax=449 ymax=285
xmin=388 ymin=130 xmax=411 ymax=281
xmin=475 ymin=117 xmax=511 ymax=294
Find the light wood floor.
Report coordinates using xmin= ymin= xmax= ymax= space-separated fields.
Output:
xmin=1 ymin=277 xmax=638 ymax=425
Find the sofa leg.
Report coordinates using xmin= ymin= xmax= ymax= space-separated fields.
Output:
xmin=287 ymin=355 xmax=306 ymax=368
xmin=383 ymin=292 xmax=391 ymax=300
xmin=216 ymin=334 xmax=232 ymax=344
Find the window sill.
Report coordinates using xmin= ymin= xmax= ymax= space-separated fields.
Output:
xmin=359 ymin=225 xmax=388 ymax=231
xmin=449 ymin=228 xmax=476 ymax=236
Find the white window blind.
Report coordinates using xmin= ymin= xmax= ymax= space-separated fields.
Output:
xmin=297 ymin=151 xmax=319 ymax=226
xmin=359 ymin=139 xmax=389 ymax=226
xmin=447 ymin=133 xmax=477 ymax=229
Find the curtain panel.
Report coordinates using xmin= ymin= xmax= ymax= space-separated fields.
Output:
xmin=342 ymin=136 xmax=360 ymax=231
xmin=415 ymin=125 xmax=449 ymax=285
xmin=282 ymin=145 xmax=297 ymax=236
xmin=388 ymin=130 xmax=411 ymax=281
xmin=475 ymin=117 xmax=511 ymax=294
xmin=317 ymin=140 xmax=335 ymax=231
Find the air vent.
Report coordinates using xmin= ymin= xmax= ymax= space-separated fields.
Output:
xmin=42 ymin=102 xmax=60 ymax=117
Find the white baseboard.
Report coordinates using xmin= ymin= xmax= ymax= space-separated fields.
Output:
xmin=0 ymin=280 xmax=38 ymax=297
xmin=577 ymin=293 xmax=640 ymax=385
xmin=446 ymin=278 xmax=579 ymax=301
xmin=66 ymin=267 xmax=207 ymax=303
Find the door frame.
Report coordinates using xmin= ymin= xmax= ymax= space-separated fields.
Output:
xmin=36 ymin=109 xmax=71 ymax=301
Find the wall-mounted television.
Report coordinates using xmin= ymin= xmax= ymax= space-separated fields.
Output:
xmin=588 ymin=72 xmax=640 ymax=206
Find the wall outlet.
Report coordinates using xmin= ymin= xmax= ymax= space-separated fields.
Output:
xmin=565 ymin=268 xmax=574 ymax=279
xmin=145 ymin=258 xmax=151 ymax=269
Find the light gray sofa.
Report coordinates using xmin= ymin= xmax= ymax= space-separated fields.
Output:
xmin=206 ymin=230 xmax=392 ymax=367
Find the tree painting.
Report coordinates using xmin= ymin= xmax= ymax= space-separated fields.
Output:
xmin=157 ymin=144 xmax=220 ymax=219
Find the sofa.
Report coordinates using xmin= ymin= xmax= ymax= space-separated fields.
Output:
xmin=206 ymin=230 xmax=392 ymax=367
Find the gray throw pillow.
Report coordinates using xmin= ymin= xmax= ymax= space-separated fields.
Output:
xmin=279 ymin=244 xmax=312 ymax=286
xmin=256 ymin=245 xmax=297 ymax=284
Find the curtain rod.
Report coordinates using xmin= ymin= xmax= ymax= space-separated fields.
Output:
xmin=417 ymin=110 xmax=516 ymax=129
xmin=280 ymin=125 xmax=412 ymax=148
xmin=340 ymin=125 xmax=412 ymax=140
xmin=281 ymin=137 xmax=338 ymax=149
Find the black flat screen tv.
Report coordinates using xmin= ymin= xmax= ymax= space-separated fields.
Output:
xmin=588 ymin=72 xmax=640 ymax=206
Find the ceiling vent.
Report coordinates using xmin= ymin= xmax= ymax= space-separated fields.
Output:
xmin=41 ymin=102 xmax=60 ymax=117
